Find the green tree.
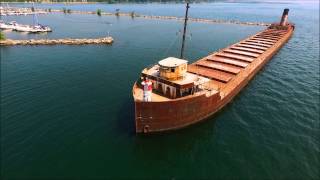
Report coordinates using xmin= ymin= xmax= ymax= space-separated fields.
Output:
xmin=0 ymin=32 xmax=6 ymax=40
xmin=97 ymin=9 xmax=102 ymax=16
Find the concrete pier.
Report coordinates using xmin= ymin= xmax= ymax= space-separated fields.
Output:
xmin=0 ymin=36 xmax=113 ymax=46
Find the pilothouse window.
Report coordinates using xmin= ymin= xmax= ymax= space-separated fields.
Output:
xmin=171 ymin=68 xmax=175 ymax=73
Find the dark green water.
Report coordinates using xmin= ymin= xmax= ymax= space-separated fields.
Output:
xmin=1 ymin=1 xmax=319 ymax=179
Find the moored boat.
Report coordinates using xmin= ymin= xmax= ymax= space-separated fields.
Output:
xmin=6 ymin=3 xmax=52 ymax=33
xmin=0 ymin=21 xmax=17 ymax=30
xmin=132 ymin=6 xmax=294 ymax=133
xmin=14 ymin=24 xmax=52 ymax=33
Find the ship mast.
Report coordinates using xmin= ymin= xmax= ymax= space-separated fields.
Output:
xmin=180 ymin=1 xmax=190 ymax=59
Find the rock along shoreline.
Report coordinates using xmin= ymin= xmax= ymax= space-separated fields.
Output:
xmin=0 ymin=36 xmax=114 ymax=46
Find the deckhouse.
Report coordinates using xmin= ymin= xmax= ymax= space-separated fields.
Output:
xmin=139 ymin=57 xmax=211 ymax=100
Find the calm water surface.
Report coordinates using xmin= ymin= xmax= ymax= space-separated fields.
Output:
xmin=1 ymin=1 xmax=319 ymax=179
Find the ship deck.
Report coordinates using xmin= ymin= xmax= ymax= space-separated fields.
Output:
xmin=142 ymin=65 xmax=212 ymax=87
xmin=187 ymin=27 xmax=292 ymax=96
xmin=133 ymin=86 xmax=171 ymax=102
xmin=133 ymin=25 xmax=293 ymax=102
xmin=133 ymin=82 xmax=215 ymax=102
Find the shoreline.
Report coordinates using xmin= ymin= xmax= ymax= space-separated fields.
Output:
xmin=0 ymin=6 xmax=271 ymax=26
xmin=47 ymin=9 xmax=271 ymax=26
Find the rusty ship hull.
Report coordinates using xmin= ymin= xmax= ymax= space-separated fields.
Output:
xmin=133 ymin=20 xmax=294 ymax=133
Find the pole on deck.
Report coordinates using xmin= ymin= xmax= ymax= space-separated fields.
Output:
xmin=180 ymin=2 xmax=190 ymax=59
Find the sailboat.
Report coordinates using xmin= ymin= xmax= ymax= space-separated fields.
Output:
xmin=14 ymin=3 xmax=52 ymax=33
xmin=0 ymin=20 xmax=18 ymax=30
xmin=14 ymin=13 xmax=51 ymax=32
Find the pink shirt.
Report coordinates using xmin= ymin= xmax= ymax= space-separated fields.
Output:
xmin=141 ymin=80 xmax=152 ymax=91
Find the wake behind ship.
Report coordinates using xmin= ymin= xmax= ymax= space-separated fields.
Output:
xmin=132 ymin=7 xmax=294 ymax=133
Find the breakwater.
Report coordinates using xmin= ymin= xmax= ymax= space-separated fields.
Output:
xmin=0 ymin=36 xmax=113 ymax=46
xmin=0 ymin=7 xmax=47 ymax=16
xmin=0 ymin=6 xmax=271 ymax=26
xmin=50 ymin=9 xmax=271 ymax=26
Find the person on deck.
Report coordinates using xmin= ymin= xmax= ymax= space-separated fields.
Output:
xmin=141 ymin=77 xmax=152 ymax=102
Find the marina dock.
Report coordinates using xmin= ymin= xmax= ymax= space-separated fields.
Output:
xmin=0 ymin=37 xmax=114 ymax=46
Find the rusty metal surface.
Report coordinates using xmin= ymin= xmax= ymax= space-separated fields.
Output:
xmin=217 ymin=52 xmax=254 ymax=62
xmin=256 ymin=34 xmax=283 ymax=37
xmin=256 ymin=35 xmax=281 ymax=40
xmin=135 ymin=90 xmax=221 ymax=133
xmin=240 ymin=42 xmax=271 ymax=48
xmin=187 ymin=64 xmax=234 ymax=82
xmin=246 ymin=39 xmax=275 ymax=44
xmin=196 ymin=60 xmax=241 ymax=74
xmin=251 ymin=38 xmax=277 ymax=43
xmin=230 ymin=46 xmax=264 ymax=54
xmin=235 ymin=44 xmax=268 ymax=51
xmin=207 ymin=56 xmax=249 ymax=68
xmin=223 ymin=49 xmax=260 ymax=58
xmin=133 ymin=24 xmax=295 ymax=133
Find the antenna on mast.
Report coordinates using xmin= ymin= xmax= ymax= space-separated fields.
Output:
xmin=180 ymin=1 xmax=190 ymax=59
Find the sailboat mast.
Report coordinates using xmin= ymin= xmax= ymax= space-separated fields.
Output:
xmin=32 ymin=2 xmax=39 ymax=26
xmin=180 ymin=2 xmax=190 ymax=59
